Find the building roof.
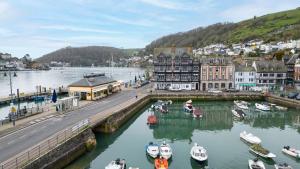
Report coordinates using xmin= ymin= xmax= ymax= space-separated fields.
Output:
xmin=69 ymin=74 xmax=116 ymax=87
xmin=235 ymin=65 xmax=255 ymax=72
xmin=286 ymin=54 xmax=300 ymax=65
xmin=255 ymin=61 xmax=287 ymax=73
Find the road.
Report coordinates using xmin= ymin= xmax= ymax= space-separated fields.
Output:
xmin=0 ymin=88 xmax=141 ymax=163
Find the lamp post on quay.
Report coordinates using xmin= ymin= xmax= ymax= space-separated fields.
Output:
xmin=4 ymin=65 xmax=17 ymax=126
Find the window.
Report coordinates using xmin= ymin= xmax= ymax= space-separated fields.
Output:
xmin=263 ymin=80 xmax=267 ymax=83
xmin=269 ymin=80 xmax=274 ymax=83
xmin=263 ymin=73 xmax=268 ymax=77
xmin=221 ymin=83 xmax=225 ymax=88
xmin=270 ymin=73 xmax=274 ymax=77
xmin=215 ymin=83 xmax=219 ymax=89
xmin=277 ymin=74 xmax=283 ymax=77
xmin=208 ymin=83 xmax=213 ymax=89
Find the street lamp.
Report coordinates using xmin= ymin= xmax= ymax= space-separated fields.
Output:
xmin=4 ymin=67 xmax=17 ymax=126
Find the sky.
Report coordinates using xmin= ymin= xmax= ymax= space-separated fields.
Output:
xmin=0 ymin=0 xmax=300 ymax=58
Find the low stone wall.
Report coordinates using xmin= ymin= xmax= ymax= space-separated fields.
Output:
xmin=24 ymin=128 xmax=95 ymax=169
xmin=266 ymin=95 xmax=300 ymax=109
xmin=94 ymin=95 xmax=151 ymax=133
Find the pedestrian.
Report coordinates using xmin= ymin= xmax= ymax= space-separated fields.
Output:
xmin=135 ymin=95 xmax=138 ymax=99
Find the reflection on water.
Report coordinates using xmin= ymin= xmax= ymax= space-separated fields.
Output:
xmin=66 ymin=101 xmax=300 ymax=169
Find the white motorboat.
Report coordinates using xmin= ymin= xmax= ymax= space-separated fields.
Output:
xmin=105 ymin=159 xmax=126 ymax=169
xmin=275 ymin=106 xmax=288 ymax=111
xmin=183 ymin=100 xmax=193 ymax=113
xmin=159 ymin=141 xmax=172 ymax=160
xmin=249 ymin=144 xmax=276 ymax=159
xmin=146 ymin=142 xmax=160 ymax=158
xmin=282 ymin=146 xmax=300 ymax=158
xmin=240 ymin=131 xmax=261 ymax=144
xmin=274 ymin=163 xmax=293 ymax=169
xmin=234 ymin=100 xmax=249 ymax=110
xmin=190 ymin=143 xmax=208 ymax=162
xmin=255 ymin=103 xmax=270 ymax=111
xmin=248 ymin=159 xmax=266 ymax=169
xmin=232 ymin=109 xmax=246 ymax=119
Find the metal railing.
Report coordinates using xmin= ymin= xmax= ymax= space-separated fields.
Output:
xmin=0 ymin=119 xmax=89 ymax=169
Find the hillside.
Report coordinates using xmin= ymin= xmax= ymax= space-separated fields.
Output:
xmin=146 ymin=7 xmax=300 ymax=52
xmin=36 ymin=46 xmax=127 ymax=66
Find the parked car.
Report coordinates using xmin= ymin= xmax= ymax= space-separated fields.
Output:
xmin=287 ymin=92 xmax=299 ymax=99
xmin=208 ymin=89 xmax=222 ymax=93
xmin=296 ymin=94 xmax=300 ymax=100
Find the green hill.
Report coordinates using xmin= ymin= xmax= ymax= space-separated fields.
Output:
xmin=146 ymin=7 xmax=300 ymax=52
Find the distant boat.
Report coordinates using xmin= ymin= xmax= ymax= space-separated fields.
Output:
xmin=282 ymin=146 xmax=300 ymax=159
xmin=232 ymin=109 xmax=246 ymax=119
xmin=255 ymin=103 xmax=270 ymax=111
xmin=274 ymin=163 xmax=293 ymax=169
xmin=248 ymin=158 xmax=265 ymax=169
xmin=147 ymin=115 xmax=157 ymax=125
xmin=146 ymin=142 xmax=159 ymax=158
xmin=159 ymin=141 xmax=172 ymax=160
xmin=105 ymin=159 xmax=126 ymax=169
xmin=190 ymin=143 xmax=208 ymax=162
xmin=240 ymin=131 xmax=261 ymax=144
xmin=183 ymin=100 xmax=193 ymax=113
xmin=234 ymin=100 xmax=249 ymax=110
xmin=275 ymin=106 xmax=288 ymax=111
xmin=154 ymin=157 xmax=168 ymax=169
xmin=249 ymin=144 xmax=276 ymax=159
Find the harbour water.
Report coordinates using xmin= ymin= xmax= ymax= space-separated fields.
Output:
xmin=65 ymin=101 xmax=300 ymax=169
xmin=0 ymin=67 xmax=144 ymax=120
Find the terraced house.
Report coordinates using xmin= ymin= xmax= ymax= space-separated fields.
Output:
xmin=153 ymin=47 xmax=200 ymax=90
xmin=200 ymin=57 xmax=234 ymax=91
xmin=234 ymin=64 xmax=256 ymax=91
xmin=252 ymin=61 xmax=287 ymax=89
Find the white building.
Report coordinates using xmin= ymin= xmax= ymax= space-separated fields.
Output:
xmin=234 ymin=65 xmax=256 ymax=91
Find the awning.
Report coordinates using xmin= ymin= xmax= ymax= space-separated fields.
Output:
xmin=239 ymin=83 xmax=256 ymax=87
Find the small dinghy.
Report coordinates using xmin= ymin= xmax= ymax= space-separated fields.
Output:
xmin=275 ymin=106 xmax=288 ymax=111
xmin=274 ymin=163 xmax=293 ymax=169
xmin=146 ymin=142 xmax=160 ymax=158
xmin=190 ymin=143 xmax=208 ymax=162
xmin=184 ymin=100 xmax=193 ymax=113
xmin=232 ymin=109 xmax=246 ymax=119
xmin=105 ymin=159 xmax=126 ymax=169
xmin=282 ymin=146 xmax=300 ymax=158
xmin=234 ymin=100 xmax=249 ymax=110
xmin=154 ymin=157 xmax=168 ymax=169
xmin=147 ymin=115 xmax=157 ymax=125
xmin=248 ymin=158 xmax=265 ymax=169
xmin=240 ymin=131 xmax=261 ymax=144
xmin=159 ymin=141 xmax=172 ymax=160
xmin=249 ymin=144 xmax=276 ymax=159
xmin=255 ymin=103 xmax=270 ymax=111
xmin=159 ymin=104 xmax=168 ymax=113
xmin=193 ymin=108 xmax=203 ymax=118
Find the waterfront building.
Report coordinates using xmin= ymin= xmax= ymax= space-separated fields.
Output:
xmin=68 ymin=73 xmax=121 ymax=101
xmin=153 ymin=47 xmax=200 ymax=90
xmin=252 ymin=61 xmax=287 ymax=89
xmin=294 ymin=59 xmax=300 ymax=89
xmin=234 ymin=64 xmax=256 ymax=91
xmin=284 ymin=54 xmax=300 ymax=85
xmin=200 ymin=57 xmax=234 ymax=91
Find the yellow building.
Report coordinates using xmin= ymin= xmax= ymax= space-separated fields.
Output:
xmin=68 ymin=73 xmax=121 ymax=101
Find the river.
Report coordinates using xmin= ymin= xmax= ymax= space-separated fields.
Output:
xmin=65 ymin=101 xmax=300 ymax=169
xmin=0 ymin=67 xmax=144 ymax=120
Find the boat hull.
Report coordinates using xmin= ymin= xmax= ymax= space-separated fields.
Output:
xmin=282 ymin=148 xmax=300 ymax=158
xmin=249 ymin=148 xmax=276 ymax=159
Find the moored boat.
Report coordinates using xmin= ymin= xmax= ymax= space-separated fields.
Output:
xmin=240 ymin=131 xmax=261 ymax=144
xmin=183 ymin=100 xmax=193 ymax=113
xmin=248 ymin=158 xmax=266 ymax=169
xmin=146 ymin=142 xmax=159 ymax=158
xmin=255 ymin=103 xmax=271 ymax=111
xmin=154 ymin=157 xmax=168 ymax=169
xmin=274 ymin=163 xmax=293 ymax=169
xmin=249 ymin=144 xmax=276 ymax=159
xmin=190 ymin=143 xmax=208 ymax=162
xmin=275 ymin=106 xmax=288 ymax=111
xmin=159 ymin=141 xmax=172 ymax=160
xmin=232 ymin=109 xmax=246 ymax=119
xmin=282 ymin=146 xmax=300 ymax=159
xmin=193 ymin=108 xmax=203 ymax=118
xmin=147 ymin=115 xmax=157 ymax=125
xmin=234 ymin=100 xmax=249 ymax=110
xmin=105 ymin=159 xmax=126 ymax=169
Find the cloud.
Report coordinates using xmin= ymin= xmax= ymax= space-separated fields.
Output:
xmin=138 ymin=0 xmax=183 ymax=10
xmin=220 ymin=0 xmax=300 ymax=22
xmin=101 ymin=14 xmax=155 ymax=27
xmin=39 ymin=25 xmax=121 ymax=34
xmin=0 ymin=1 xmax=16 ymax=20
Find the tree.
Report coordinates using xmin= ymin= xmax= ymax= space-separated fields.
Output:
xmin=273 ymin=50 xmax=285 ymax=61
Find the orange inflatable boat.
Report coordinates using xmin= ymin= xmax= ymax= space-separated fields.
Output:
xmin=154 ymin=157 xmax=168 ymax=169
